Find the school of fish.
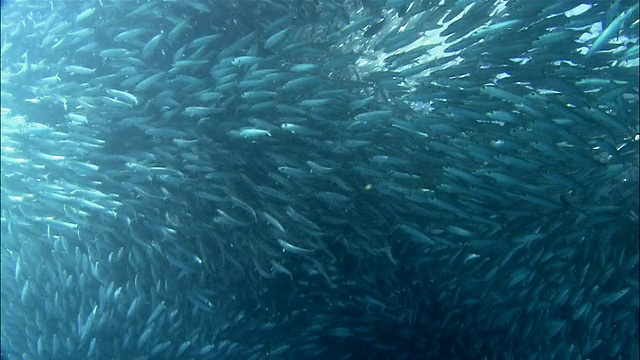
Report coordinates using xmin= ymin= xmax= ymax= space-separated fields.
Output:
xmin=1 ymin=0 xmax=638 ymax=359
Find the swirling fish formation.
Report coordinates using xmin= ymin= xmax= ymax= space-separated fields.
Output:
xmin=1 ymin=0 xmax=638 ymax=359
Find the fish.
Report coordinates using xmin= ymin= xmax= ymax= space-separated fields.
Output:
xmin=277 ymin=238 xmax=314 ymax=255
xmin=0 ymin=0 xmax=637 ymax=359
xmin=105 ymin=89 xmax=139 ymax=106
xmin=587 ymin=4 xmax=639 ymax=56
xmin=228 ymin=128 xmax=271 ymax=138
xmin=264 ymin=27 xmax=290 ymax=50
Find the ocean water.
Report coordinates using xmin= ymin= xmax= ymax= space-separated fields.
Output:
xmin=1 ymin=1 xmax=638 ymax=359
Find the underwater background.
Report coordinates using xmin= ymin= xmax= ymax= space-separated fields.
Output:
xmin=1 ymin=0 xmax=638 ymax=359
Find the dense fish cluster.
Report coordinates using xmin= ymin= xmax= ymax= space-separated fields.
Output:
xmin=1 ymin=0 xmax=638 ymax=359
